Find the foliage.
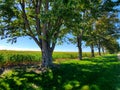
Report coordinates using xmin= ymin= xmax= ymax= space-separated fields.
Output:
xmin=0 ymin=0 xmax=75 ymax=47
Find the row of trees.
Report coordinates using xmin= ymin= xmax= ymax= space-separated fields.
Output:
xmin=69 ymin=11 xmax=120 ymax=60
xmin=0 ymin=0 xmax=120 ymax=67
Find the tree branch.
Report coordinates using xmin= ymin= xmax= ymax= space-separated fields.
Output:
xmin=20 ymin=0 xmax=32 ymax=34
xmin=35 ymin=0 xmax=42 ymax=41
xmin=20 ymin=0 xmax=42 ymax=49
xmin=50 ymin=18 xmax=63 ymax=51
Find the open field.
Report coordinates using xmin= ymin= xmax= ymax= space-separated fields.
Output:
xmin=0 ymin=50 xmax=100 ymax=67
xmin=0 ymin=53 xmax=120 ymax=90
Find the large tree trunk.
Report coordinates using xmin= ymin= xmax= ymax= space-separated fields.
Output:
xmin=41 ymin=22 xmax=53 ymax=67
xmin=90 ymin=44 xmax=95 ymax=57
xmin=77 ymin=32 xmax=83 ymax=60
xmin=41 ymin=49 xmax=53 ymax=67
xmin=41 ymin=38 xmax=53 ymax=67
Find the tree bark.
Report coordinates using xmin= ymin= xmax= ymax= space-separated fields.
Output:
xmin=90 ymin=44 xmax=95 ymax=57
xmin=41 ymin=47 xmax=53 ymax=67
xmin=77 ymin=32 xmax=83 ymax=60
xmin=41 ymin=21 xmax=53 ymax=67
xmin=78 ymin=44 xmax=82 ymax=60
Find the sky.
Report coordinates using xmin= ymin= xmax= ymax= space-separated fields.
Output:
xmin=1 ymin=36 xmax=120 ymax=52
xmin=0 ymin=36 xmax=92 ymax=52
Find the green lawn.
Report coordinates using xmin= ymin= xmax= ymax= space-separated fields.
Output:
xmin=0 ymin=54 xmax=120 ymax=90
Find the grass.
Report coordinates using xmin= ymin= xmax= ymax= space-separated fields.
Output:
xmin=0 ymin=50 xmax=100 ymax=67
xmin=0 ymin=54 xmax=120 ymax=90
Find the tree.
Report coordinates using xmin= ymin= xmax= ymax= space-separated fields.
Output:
xmin=0 ymin=0 xmax=72 ymax=67
xmin=66 ymin=0 xmax=102 ymax=60
xmin=103 ymin=38 xmax=120 ymax=53
xmin=95 ymin=12 xmax=120 ymax=54
xmin=85 ymin=32 xmax=96 ymax=57
xmin=84 ymin=0 xmax=120 ymax=56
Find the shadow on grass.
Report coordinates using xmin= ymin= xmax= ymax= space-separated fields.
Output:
xmin=83 ymin=54 xmax=118 ymax=63
xmin=0 ymin=63 xmax=120 ymax=90
xmin=0 ymin=55 xmax=120 ymax=90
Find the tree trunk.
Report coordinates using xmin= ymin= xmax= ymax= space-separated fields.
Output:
xmin=98 ymin=46 xmax=101 ymax=56
xmin=77 ymin=32 xmax=83 ymax=60
xmin=90 ymin=44 xmax=95 ymax=57
xmin=42 ymin=49 xmax=53 ymax=67
xmin=98 ymin=41 xmax=101 ymax=56
xmin=41 ymin=23 xmax=53 ymax=67
xmin=41 ymin=39 xmax=53 ymax=67
xmin=78 ymin=44 xmax=82 ymax=60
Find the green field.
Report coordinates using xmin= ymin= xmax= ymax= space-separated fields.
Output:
xmin=0 ymin=51 xmax=120 ymax=90
xmin=0 ymin=50 xmax=100 ymax=67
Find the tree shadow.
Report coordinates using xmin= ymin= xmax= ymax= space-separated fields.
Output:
xmin=0 ymin=61 xmax=120 ymax=90
xmin=0 ymin=67 xmax=5 ymax=75
xmin=83 ymin=55 xmax=118 ymax=63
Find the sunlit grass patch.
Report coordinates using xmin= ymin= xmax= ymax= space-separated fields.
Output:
xmin=1 ymin=69 xmax=14 ymax=77
xmin=63 ymin=80 xmax=80 ymax=90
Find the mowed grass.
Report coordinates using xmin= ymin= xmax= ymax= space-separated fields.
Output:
xmin=0 ymin=54 xmax=120 ymax=90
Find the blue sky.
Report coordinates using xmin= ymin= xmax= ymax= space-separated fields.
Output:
xmin=0 ymin=36 xmax=120 ymax=52
xmin=0 ymin=36 xmax=92 ymax=52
